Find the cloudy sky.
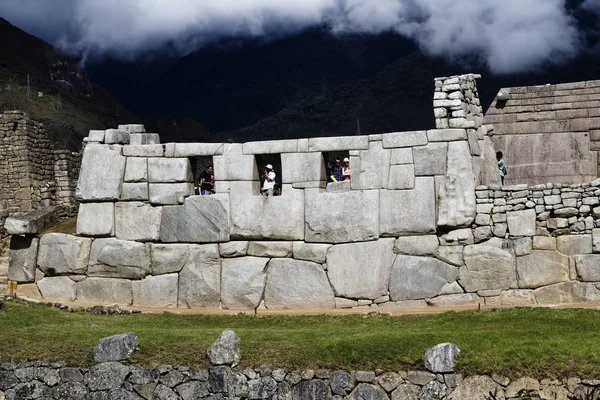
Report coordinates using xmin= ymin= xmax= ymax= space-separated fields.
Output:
xmin=0 ymin=0 xmax=597 ymax=74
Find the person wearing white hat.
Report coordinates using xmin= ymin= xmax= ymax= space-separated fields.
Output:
xmin=261 ymin=164 xmax=276 ymax=196
xmin=342 ymin=157 xmax=351 ymax=181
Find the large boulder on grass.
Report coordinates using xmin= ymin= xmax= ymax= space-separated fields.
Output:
xmin=424 ymin=343 xmax=461 ymax=373
xmin=206 ymin=330 xmax=241 ymax=366
xmin=93 ymin=332 xmax=139 ymax=363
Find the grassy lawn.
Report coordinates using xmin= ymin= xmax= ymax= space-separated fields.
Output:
xmin=2 ymin=299 xmax=600 ymax=379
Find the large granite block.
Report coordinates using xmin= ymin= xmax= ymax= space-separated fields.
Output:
xmin=178 ymin=244 xmax=221 ymax=308
xmin=77 ymin=278 xmax=132 ymax=305
xmin=37 ymin=276 xmax=77 ymax=301
xmin=160 ymin=194 xmax=230 ymax=243
xmin=507 ymin=209 xmax=536 ymax=236
xmin=88 ymin=238 xmax=151 ymax=279
xmin=120 ymin=182 xmax=149 ymax=201
xmin=292 ymin=242 xmax=331 ymax=263
xmin=4 ymin=207 xmax=59 ymax=235
xmin=147 ymin=157 xmax=192 ymax=183
xmin=534 ymin=281 xmax=600 ymax=305
xmin=76 ymin=144 xmax=126 ymax=201
xmin=387 ymin=164 xmax=415 ymax=189
xmin=221 ymin=257 xmax=268 ymax=309
xmin=247 ymin=241 xmax=293 ymax=258
xmin=574 ymin=255 xmax=600 ymax=281
xmin=459 ymin=240 xmax=516 ymax=292
xmin=280 ymin=152 xmax=324 ymax=183
xmin=172 ymin=142 xmax=224 ymax=157
xmin=437 ymin=141 xmax=476 ymax=228
xmin=149 ymin=183 xmax=194 ymax=205
xmin=382 ymin=131 xmax=428 ymax=148
xmin=130 ymin=133 xmax=160 ymax=145
xmin=213 ymin=144 xmax=259 ymax=181
xmin=389 ymin=256 xmax=459 ymax=301
xmin=350 ymin=141 xmax=391 ymax=190
xmin=37 ymin=233 xmax=92 ymax=275
xmin=326 ymin=239 xmax=395 ymax=299
xmin=151 ymin=243 xmax=200 ymax=274
xmin=304 ymin=188 xmax=379 ymax=243
xmin=308 ymin=136 xmax=369 ymax=151
xmin=230 ymin=182 xmax=304 ymax=240
xmin=413 ymin=143 xmax=447 ymax=176
xmin=118 ymin=124 xmax=145 ymax=133
xmin=516 ymin=250 xmax=569 ymax=288
xmin=132 ymin=274 xmax=178 ymax=307
xmin=243 ymin=139 xmax=298 ymax=154
xmin=556 ymin=235 xmax=593 ymax=255
xmin=8 ymin=236 xmax=38 ymax=283
xmin=264 ymin=258 xmax=335 ymax=308
xmin=105 ymin=129 xmax=130 ymax=144
xmin=124 ymin=157 xmax=148 ymax=182
xmin=115 ymin=202 xmax=162 ymax=241
xmin=379 ymin=177 xmax=436 ymax=236
xmin=76 ymin=202 xmax=115 ymax=236
xmin=123 ymin=145 xmax=163 ymax=157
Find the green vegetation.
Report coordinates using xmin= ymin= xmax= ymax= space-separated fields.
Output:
xmin=2 ymin=300 xmax=600 ymax=379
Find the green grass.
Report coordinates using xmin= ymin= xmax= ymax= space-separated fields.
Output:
xmin=2 ymin=300 xmax=600 ymax=378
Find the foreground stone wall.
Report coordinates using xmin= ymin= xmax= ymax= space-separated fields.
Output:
xmin=0 ymin=111 xmax=81 ymax=239
xmin=485 ymin=80 xmax=600 ymax=185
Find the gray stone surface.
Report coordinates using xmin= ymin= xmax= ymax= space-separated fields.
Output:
xmin=219 ymin=241 xmax=249 ymax=258
xmin=118 ymin=124 xmax=145 ymax=133
xmin=177 ymin=244 xmax=221 ymax=308
xmin=460 ymin=241 xmax=516 ymax=292
xmin=93 ymin=333 xmax=139 ymax=363
xmin=8 ymin=236 xmax=38 ymax=283
xmin=247 ymin=242 xmax=293 ymax=258
xmin=124 ymin=157 xmax=147 ymax=182
xmin=437 ymin=141 xmax=476 ymax=228
xmin=88 ymin=238 xmax=151 ymax=279
xmin=151 ymin=243 xmax=199 ymax=275
xmin=129 ymin=133 xmax=160 ymax=145
xmin=77 ymin=278 xmax=132 ymax=305
xmin=221 ymin=257 xmax=268 ymax=309
xmin=149 ymin=182 xmax=194 ymax=205
xmin=449 ymin=375 xmax=503 ymax=400
xmin=513 ymin=237 xmax=533 ymax=256
xmin=76 ymin=202 xmax=115 ymax=236
xmin=326 ymin=239 xmax=395 ymax=299
xmin=280 ymin=152 xmax=324 ymax=183
xmin=387 ymin=164 xmax=415 ymax=190
xmin=207 ymin=330 xmax=241 ymax=366
xmin=534 ymin=281 xmax=600 ymax=305
xmin=291 ymin=379 xmax=330 ymax=400
xmin=390 ymin=148 xmax=413 ymax=164
xmin=308 ymin=135 xmax=369 ymax=151
xmin=132 ymin=273 xmax=178 ymax=307
xmin=160 ymin=194 xmax=230 ymax=243
xmin=38 ymin=233 xmax=92 ymax=275
xmin=350 ymin=141 xmax=391 ymax=190
xmin=330 ymin=371 xmax=353 ymax=395
xmin=380 ymin=178 xmax=436 ymax=236
xmin=413 ymin=142 xmax=447 ymax=176
xmin=104 ymin=129 xmax=130 ymax=145
xmin=292 ymin=242 xmax=331 ymax=263
xmin=88 ymin=129 xmax=105 ymax=142
xmin=574 ymin=255 xmax=600 ymax=281
xmin=264 ymin=258 xmax=335 ymax=308
xmin=427 ymin=129 xmax=467 ymax=141
xmin=172 ymin=142 xmax=224 ymax=157
xmin=304 ymin=188 xmax=379 ymax=243
xmin=424 ymin=343 xmax=460 ymax=373
xmin=4 ymin=208 xmax=59 ymax=236
xmin=147 ymin=157 xmax=192 ymax=182
xmin=120 ymin=182 xmax=149 ymax=201
xmin=389 ymin=256 xmax=458 ymax=301
xmin=507 ymin=209 xmax=536 ymax=236
xmin=123 ymin=144 xmax=164 ymax=157
xmin=213 ymin=144 xmax=259 ymax=181
xmin=347 ymin=383 xmax=388 ymax=400
xmin=230 ymin=182 xmax=304 ymax=240
xmin=115 ymin=202 xmax=162 ymax=241
xmin=517 ymin=250 xmax=569 ymax=288
xmin=87 ymin=362 xmax=129 ymax=391
xmin=382 ymin=131 xmax=427 ymax=148
xmin=37 ymin=276 xmax=77 ymax=301
xmin=393 ymin=235 xmax=439 ymax=256
xmin=436 ymin=246 xmax=464 ymax=266
xmin=248 ymin=377 xmax=278 ymax=399
xmin=556 ymin=235 xmax=592 ymax=255
xmin=76 ymin=144 xmax=126 ymax=201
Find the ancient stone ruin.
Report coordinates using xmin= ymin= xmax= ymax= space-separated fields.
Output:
xmin=5 ymin=73 xmax=600 ymax=310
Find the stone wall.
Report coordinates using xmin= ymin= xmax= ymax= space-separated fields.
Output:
xmin=484 ymin=80 xmax=600 ymax=185
xmin=0 ymin=111 xmax=81 ymax=239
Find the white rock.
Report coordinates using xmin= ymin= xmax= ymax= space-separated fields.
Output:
xmin=115 ymin=202 xmax=162 ymax=241
xmin=426 ymin=129 xmax=467 ymax=142
xmin=304 ymin=188 xmax=379 ymax=243
xmin=393 ymin=235 xmax=439 ymax=256
xmin=178 ymin=244 xmax=221 ymax=307
xmin=118 ymin=124 xmax=145 ymax=133
xmin=308 ymin=136 xmax=369 ymax=151
xmin=123 ymin=145 xmax=163 ymax=157
xmin=76 ymin=202 xmax=115 ymax=236
xmin=556 ymin=235 xmax=592 ymax=255
xmin=221 ymin=257 xmax=268 ymax=309
xmin=219 ymin=241 xmax=249 ymax=258
xmin=436 ymin=246 xmax=464 ymax=266
xmin=382 ymin=131 xmax=428 ymax=148
xmin=172 ymin=142 xmax=224 ymax=157
xmin=160 ymin=194 xmax=230 ymax=243
xmin=350 ymin=141 xmax=391 ymax=190
xmin=507 ymin=209 xmax=536 ymax=236
xmin=213 ymin=143 xmax=259 ymax=181
xmin=88 ymin=130 xmax=105 ymax=142
xmin=292 ymin=242 xmax=331 ymax=263
xmin=149 ymin=182 xmax=194 ymax=205
xmin=77 ymin=278 xmax=132 ymax=305
xmin=459 ymin=241 xmax=516 ymax=292
xmin=380 ymin=177 xmax=436 ymax=236
xmin=129 ymin=133 xmax=160 ymax=145
xmin=207 ymin=330 xmax=241 ymax=366
xmin=449 ymin=375 xmax=504 ymax=400
xmin=105 ymin=129 xmax=130 ymax=144
xmin=243 ymin=139 xmax=298 ymax=154
xmin=37 ymin=276 xmax=77 ymax=301
xmin=150 ymin=243 xmax=199 ymax=275
xmin=389 ymin=255 xmax=459 ymax=301
xmin=281 ymin=152 xmax=324 ymax=183
xmin=326 ymin=239 xmax=395 ymax=299
xmin=390 ymin=148 xmax=413 ymax=164
xmin=438 ymin=141 xmax=476 ymax=228
xmin=413 ymin=142 xmax=447 ymax=176
xmin=132 ymin=273 xmax=178 ymax=307
xmin=574 ymin=255 xmax=600 ymax=281
xmin=264 ymin=259 xmax=335 ymax=308
xmin=247 ymin=241 xmax=293 ymax=258
xmin=424 ymin=343 xmax=460 ymax=373
xmin=532 ymin=236 xmax=556 ymax=250
xmin=76 ymin=144 xmax=125 ymax=201
xmin=387 ymin=164 xmax=415 ymax=189
xmin=120 ymin=182 xmax=149 ymax=201
xmin=147 ymin=157 xmax=192 ymax=182
xmin=534 ymin=281 xmax=600 ymax=305
xmin=124 ymin=157 xmax=147 ymax=182
xmin=37 ymin=233 xmax=92 ymax=275
xmin=516 ymin=251 xmax=569 ymax=289
xmin=88 ymin=238 xmax=151 ymax=279
xmin=513 ymin=237 xmax=533 ymax=256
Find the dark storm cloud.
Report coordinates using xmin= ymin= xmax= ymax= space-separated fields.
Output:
xmin=0 ymin=0 xmax=589 ymax=74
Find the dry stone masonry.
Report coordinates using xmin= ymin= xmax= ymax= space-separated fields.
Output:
xmin=6 ymin=73 xmax=600 ymax=311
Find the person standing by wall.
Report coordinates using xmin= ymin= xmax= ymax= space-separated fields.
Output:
xmin=261 ymin=164 xmax=276 ymax=196
xmin=496 ymin=151 xmax=507 ymax=185
xmin=198 ymin=165 xmax=215 ymax=195
xmin=342 ymin=157 xmax=351 ymax=181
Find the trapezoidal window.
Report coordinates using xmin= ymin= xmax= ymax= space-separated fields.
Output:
xmin=190 ymin=156 xmax=215 ymax=195
xmin=322 ymin=151 xmax=350 ymax=186
xmin=255 ymin=154 xmax=282 ymax=196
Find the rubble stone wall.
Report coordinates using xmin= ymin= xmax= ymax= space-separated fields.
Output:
xmin=0 ymin=111 xmax=81 ymax=239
